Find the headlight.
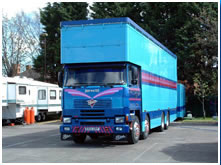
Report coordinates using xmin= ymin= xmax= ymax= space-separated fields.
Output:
xmin=63 ymin=117 xmax=71 ymax=124
xmin=115 ymin=117 xmax=125 ymax=123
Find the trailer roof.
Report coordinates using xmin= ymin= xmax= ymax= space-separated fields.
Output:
xmin=61 ymin=17 xmax=177 ymax=59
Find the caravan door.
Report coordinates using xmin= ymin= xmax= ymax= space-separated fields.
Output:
xmin=37 ymin=87 xmax=48 ymax=110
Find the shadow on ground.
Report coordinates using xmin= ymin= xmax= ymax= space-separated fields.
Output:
xmin=161 ymin=142 xmax=218 ymax=163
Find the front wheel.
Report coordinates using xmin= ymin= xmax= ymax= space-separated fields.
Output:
xmin=140 ymin=115 xmax=150 ymax=140
xmin=73 ymin=134 xmax=86 ymax=144
xmin=128 ymin=116 xmax=140 ymax=144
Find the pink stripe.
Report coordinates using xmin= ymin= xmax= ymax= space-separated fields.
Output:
xmin=65 ymin=89 xmax=92 ymax=98
xmin=129 ymin=88 xmax=140 ymax=91
xmin=142 ymin=78 xmax=176 ymax=89
xmin=142 ymin=73 xmax=176 ymax=89
xmin=93 ymin=87 xmax=123 ymax=98
xmin=129 ymin=98 xmax=141 ymax=101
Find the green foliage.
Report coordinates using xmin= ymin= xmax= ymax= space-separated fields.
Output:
xmin=33 ymin=2 xmax=88 ymax=82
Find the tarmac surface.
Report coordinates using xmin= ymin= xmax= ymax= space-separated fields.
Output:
xmin=2 ymin=120 xmax=218 ymax=163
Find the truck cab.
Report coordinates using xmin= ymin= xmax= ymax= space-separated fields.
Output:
xmin=60 ymin=62 xmax=142 ymax=143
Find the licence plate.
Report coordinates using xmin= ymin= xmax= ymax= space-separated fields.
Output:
xmin=85 ymin=127 xmax=100 ymax=131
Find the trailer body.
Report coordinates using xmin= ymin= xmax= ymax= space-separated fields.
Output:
xmin=2 ymin=76 xmax=62 ymax=123
xmin=60 ymin=17 xmax=178 ymax=143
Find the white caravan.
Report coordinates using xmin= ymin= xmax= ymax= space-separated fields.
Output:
xmin=2 ymin=76 xmax=62 ymax=123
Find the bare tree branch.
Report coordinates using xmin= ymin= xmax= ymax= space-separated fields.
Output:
xmin=2 ymin=11 xmax=42 ymax=77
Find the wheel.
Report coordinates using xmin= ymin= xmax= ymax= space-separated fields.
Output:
xmin=157 ymin=113 xmax=165 ymax=132
xmin=36 ymin=113 xmax=41 ymax=122
xmin=164 ymin=112 xmax=170 ymax=130
xmin=128 ymin=116 xmax=140 ymax=144
xmin=41 ymin=113 xmax=46 ymax=121
xmin=140 ymin=115 xmax=150 ymax=140
xmin=73 ymin=134 xmax=86 ymax=144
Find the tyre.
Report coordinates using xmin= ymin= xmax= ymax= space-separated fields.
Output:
xmin=41 ymin=113 xmax=46 ymax=121
xmin=73 ymin=134 xmax=86 ymax=144
xmin=128 ymin=116 xmax=140 ymax=144
xmin=164 ymin=112 xmax=170 ymax=130
xmin=36 ymin=113 xmax=41 ymax=122
xmin=157 ymin=113 xmax=165 ymax=132
xmin=140 ymin=115 xmax=150 ymax=140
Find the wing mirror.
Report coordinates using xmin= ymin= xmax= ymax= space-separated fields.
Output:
xmin=58 ymin=72 xmax=63 ymax=87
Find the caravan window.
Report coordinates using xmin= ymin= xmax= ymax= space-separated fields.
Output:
xmin=50 ymin=90 xmax=56 ymax=100
xmin=19 ymin=86 xmax=26 ymax=95
xmin=38 ymin=90 xmax=46 ymax=100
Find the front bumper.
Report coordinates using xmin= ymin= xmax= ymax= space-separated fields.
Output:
xmin=60 ymin=124 xmax=130 ymax=134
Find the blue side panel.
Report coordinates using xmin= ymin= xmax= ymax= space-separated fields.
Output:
xmin=126 ymin=24 xmax=177 ymax=121
xmin=126 ymin=25 xmax=177 ymax=82
xmin=61 ymin=23 xmax=127 ymax=64
xmin=61 ymin=17 xmax=176 ymax=59
xmin=177 ymin=84 xmax=186 ymax=118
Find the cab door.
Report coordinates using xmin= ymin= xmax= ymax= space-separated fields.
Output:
xmin=128 ymin=65 xmax=141 ymax=108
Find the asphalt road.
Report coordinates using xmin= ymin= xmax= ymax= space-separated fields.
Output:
xmin=2 ymin=121 xmax=218 ymax=163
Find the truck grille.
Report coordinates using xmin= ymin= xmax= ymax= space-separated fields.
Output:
xmin=74 ymin=99 xmax=112 ymax=109
xmin=80 ymin=109 xmax=105 ymax=117
xmin=80 ymin=122 xmax=104 ymax=125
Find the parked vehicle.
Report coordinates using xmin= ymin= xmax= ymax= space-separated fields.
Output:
xmin=59 ymin=17 xmax=181 ymax=144
xmin=2 ymin=76 xmax=62 ymax=124
xmin=177 ymin=83 xmax=186 ymax=119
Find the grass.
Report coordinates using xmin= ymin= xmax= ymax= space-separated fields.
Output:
xmin=182 ymin=117 xmax=218 ymax=122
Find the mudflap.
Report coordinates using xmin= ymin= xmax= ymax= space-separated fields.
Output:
xmin=61 ymin=133 xmax=73 ymax=141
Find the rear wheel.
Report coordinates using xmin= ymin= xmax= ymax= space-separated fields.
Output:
xmin=128 ymin=116 xmax=140 ymax=144
xmin=164 ymin=113 xmax=170 ymax=130
xmin=36 ymin=113 xmax=41 ymax=122
xmin=157 ymin=113 xmax=165 ymax=132
xmin=41 ymin=113 xmax=46 ymax=121
xmin=73 ymin=134 xmax=86 ymax=144
xmin=140 ymin=115 xmax=150 ymax=140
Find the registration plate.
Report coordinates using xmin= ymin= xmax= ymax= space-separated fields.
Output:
xmin=85 ymin=127 xmax=100 ymax=131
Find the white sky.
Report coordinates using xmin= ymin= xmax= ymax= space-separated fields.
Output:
xmin=1 ymin=1 xmax=94 ymax=18
xmin=2 ymin=1 xmax=47 ymax=18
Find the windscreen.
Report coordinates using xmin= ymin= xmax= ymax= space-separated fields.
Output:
xmin=64 ymin=67 xmax=125 ymax=87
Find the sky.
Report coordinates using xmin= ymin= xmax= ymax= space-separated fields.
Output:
xmin=2 ymin=1 xmax=47 ymax=18
xmin=1 ymin=1 xmax=93 ymax=18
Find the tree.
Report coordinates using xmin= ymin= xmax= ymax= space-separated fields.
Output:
xmin=2 ymin=11 xmax=41 ymax=77
xmin=33 ymin=2 xmax=88 ymax=82
xmin=193 ymin=73 xmax=212 ymax=118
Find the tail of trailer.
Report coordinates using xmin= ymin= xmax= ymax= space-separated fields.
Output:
xmin=177 ymin=83 xmax=186 ymax=119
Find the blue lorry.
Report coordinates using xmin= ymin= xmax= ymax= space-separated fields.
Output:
xmin=58 ymin=17 xmax=185 ymax=144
